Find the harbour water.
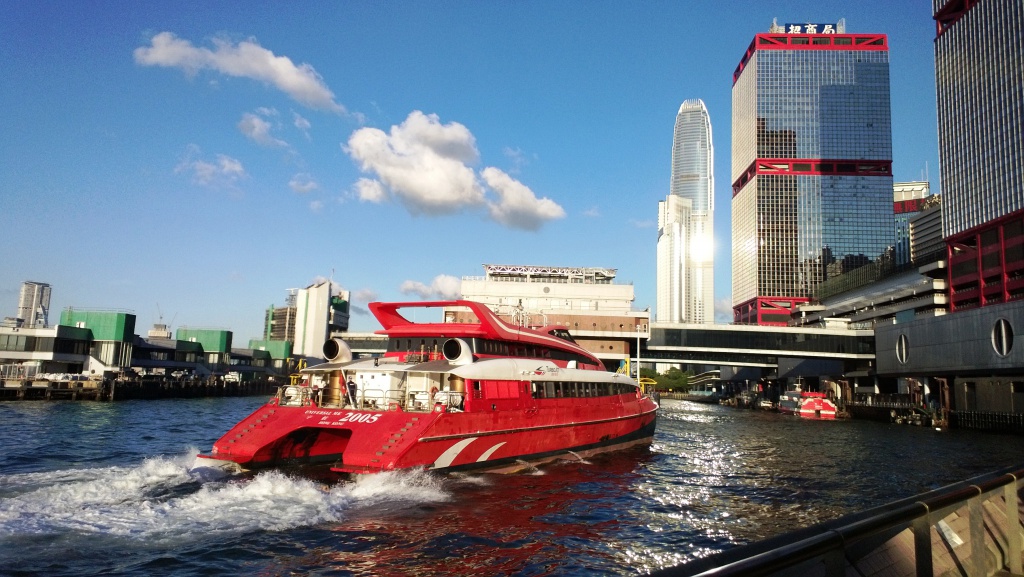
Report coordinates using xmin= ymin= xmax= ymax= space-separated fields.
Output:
xmin=1 ymin=397 xmax=1021 ymax=576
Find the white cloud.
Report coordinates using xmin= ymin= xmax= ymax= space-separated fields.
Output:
xmin=502 ymin=146 xmax=533 ymax=173
xmin=311 ymin=276 xmax=346 ymax=295
xmin=174 ymin=145 xmax=246 ymax=190
xmin=134 ymin=32 xmax=346 ymax=114
xmin=289 ymin=173 xmax=318 ymax=194
xmin=346 ymin=111 xmax=484 ymax=215
xmin=238 ymin=112 xmax=287 ymax=146
xmin=309 ymin=200 xmax=324 ymax=212
xmin=400 ymin=275 xmax=462 ymax=300
xmin=583 ymin=206 xmax=601 ymax=217
xmin=482 ymin=167 xmax=565 ymax=231
xmin=293 ymin=112 xmax=311 ymax=137
xmin=353 ymin=288 xmax=378 ymax=303
xmin=345 ymin=111 xmax=564 ymax=230
xmin=216 ymin=155 xmax=245 ymax=177
xmin=354 ymin=178 xmax=387 ymax=203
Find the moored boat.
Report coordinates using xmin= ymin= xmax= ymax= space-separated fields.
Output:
xmin=199 ymin=300 xmax=658 ymax=475
xmin=794 ymin=391 xmax=838 ymax=419
xmin=778 ymin=387 xmax=838 ymax=420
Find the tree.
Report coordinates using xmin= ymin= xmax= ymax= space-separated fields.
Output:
xmin=649 ymin=367 xmax=690 ymax=392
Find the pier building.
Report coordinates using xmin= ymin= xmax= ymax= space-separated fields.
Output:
xmin=1 ymin=306 xmax=294 ymax=400
xmin=450 ymin=264 xmax=650 ymax=371
xmin=869 ymin=0 xmax=1024 ymax=423
xmin=730 ymin=19 xmax=895 ymax=326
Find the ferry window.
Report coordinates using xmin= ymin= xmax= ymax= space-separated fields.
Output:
xmin=544 ymin=382 xmax=555 ymax=398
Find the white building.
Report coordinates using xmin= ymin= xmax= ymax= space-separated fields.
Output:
xmin=293 ymin=281 xmax=350 ymax=360
xmin=658 ymin=99 xmax=714 ymax=324
xmin=17 ymin=281 xmax=51 ymax=328
xmin=456 ymin=264 xmax=650 ymax=369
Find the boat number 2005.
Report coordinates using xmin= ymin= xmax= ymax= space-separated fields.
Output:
xmin=334 ymin=412 xmax=381 ymax=424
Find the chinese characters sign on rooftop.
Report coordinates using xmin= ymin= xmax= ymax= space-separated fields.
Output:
xmin=785 ymin=23 xmax=839 ymax=34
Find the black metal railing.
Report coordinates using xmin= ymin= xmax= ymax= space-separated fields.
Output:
xmin=652 ymin=464 xmax=1024 ymax=577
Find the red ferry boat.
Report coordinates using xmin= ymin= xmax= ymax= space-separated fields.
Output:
xmin=778 ymin=387 xmax=838 ymax=420
xmin=199 ymin=300 xmax=658 ymax=475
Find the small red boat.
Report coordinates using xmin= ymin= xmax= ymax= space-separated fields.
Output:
xmin=795 ymin=392 xmax=838 ymax=419
xmin=778 ymin=387 xmax=838 ymax=420
xmin=199 ymin=300 xmax=658 ymax=474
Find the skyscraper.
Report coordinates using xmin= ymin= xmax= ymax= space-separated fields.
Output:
xmin=893 ymin=181 xmax=931 ymax=267
xmin=731 ymin=20 xmax=895 ymax=325
xmin=657 ymin=99 xmax=714 ymax=324
xmin=935 ymin=0 xmax=1024 ymax=310
xmin=17 ymin=281 xmax=51 ymax=328
xmin=872 ymin=1 xmax=1024 ymax=418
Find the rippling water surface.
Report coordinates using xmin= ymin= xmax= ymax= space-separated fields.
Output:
xmin=1 ymin=397 xmax=1020 ymax=576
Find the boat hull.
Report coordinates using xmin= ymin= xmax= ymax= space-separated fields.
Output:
xmin=200 ymin=395 xmax=658 ymax=475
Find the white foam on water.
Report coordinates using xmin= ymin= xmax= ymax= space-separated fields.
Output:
xmin=0 ymin=450 xmax=452 ymax=545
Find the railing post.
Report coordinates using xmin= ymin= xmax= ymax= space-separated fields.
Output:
xmin=913 ymin=515 xmax=933 ymax=577
xmin=1007 ymin=479 xmax=1022 ymax=576
xmin=969 ymin=494 xmax=986 ymax=577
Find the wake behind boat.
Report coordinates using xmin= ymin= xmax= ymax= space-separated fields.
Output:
xmin=199 ymin=300 xmax=658 ymax=475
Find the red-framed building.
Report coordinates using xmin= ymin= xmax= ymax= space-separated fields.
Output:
xmin=730 ymin=24 xmax=895 ymax=326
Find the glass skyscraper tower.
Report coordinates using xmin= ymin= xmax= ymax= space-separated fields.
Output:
xmin=658 ymin=99 xmax=714 ymax=324
xmin=731 ymin=21 xmax=895 ymax=325
xmin=933 ymin=0 xmax=1024 ymax=312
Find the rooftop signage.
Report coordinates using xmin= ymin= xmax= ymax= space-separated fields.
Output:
xmin=784 ymin=23 xmax=840 ymax=34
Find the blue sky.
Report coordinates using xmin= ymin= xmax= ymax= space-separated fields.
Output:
xmin=0 ymin=1 xmax=940 ymax=340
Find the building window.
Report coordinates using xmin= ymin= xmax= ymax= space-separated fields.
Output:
xmin=992 ymin=318 xmax=1013 ymax=357
xmin=896 ymin=334 xmax=909 ymax=364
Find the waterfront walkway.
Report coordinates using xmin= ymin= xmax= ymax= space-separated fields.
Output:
xmin=654 ymin=464 xmax=1024 ymax=577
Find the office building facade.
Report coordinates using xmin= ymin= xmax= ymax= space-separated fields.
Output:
xmin=874 ymin=1 xmax=1024 ymax=421
xmin=658 ymin=99 xmax=714 ymax=324
xmin=731 ymin=21 xmax=895 ymax=325
xmin=935 ymin=0 xmax=1024 ymax=310
xmin=893 ymin=181 xmax=931 ymax=266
